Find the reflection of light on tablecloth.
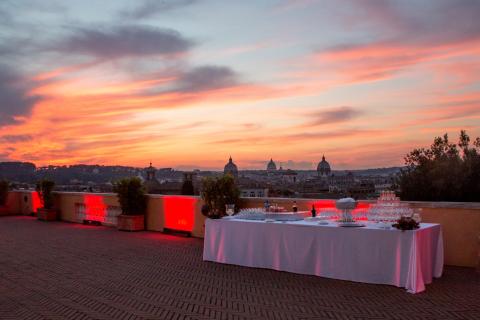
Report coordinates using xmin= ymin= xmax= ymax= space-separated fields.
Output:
xmin=163 ymin=196 xmax=196 ymax=232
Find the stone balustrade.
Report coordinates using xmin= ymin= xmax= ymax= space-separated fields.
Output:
xmin=2 ymin=190 xmax=480 ymax=269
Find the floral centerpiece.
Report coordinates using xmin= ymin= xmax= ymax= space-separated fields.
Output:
xmin=393 ymin=216 xmax=420 ymax=231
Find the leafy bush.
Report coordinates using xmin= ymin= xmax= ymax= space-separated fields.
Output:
xmin=0 ymin=180 xmax=9 ymax=206
xmin=201 ymin=174 xmax=240 ymax=218
xmin=36 ymin=179 xmax=55 ymax=209
xmin=398 ymin=130 xmax=480 ymax=201
xmin=113 ymin=177 xmax=147 ymax=215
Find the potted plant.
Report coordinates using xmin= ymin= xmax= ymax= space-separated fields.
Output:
xmin=201 ymin=174 xmax=240 ymax=219
xmin=36 ymin=179 xmax=57 ymax=221
xmin=114 ymin=177 xmax=147 ymax=231
xmin=0 ymin=180 xmax=9 ymax=215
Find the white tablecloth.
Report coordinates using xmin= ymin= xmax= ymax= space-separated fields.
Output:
xmin=203 ymin=219 xmax=444 ymax=293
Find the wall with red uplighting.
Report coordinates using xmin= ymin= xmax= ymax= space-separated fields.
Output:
xmin=83 ymin=194 xmax=107 ymax=222
xmin=31 ymin=191 xmax=42 ymax=214
xmin=162 ymin=196 xmax=197 ymax=232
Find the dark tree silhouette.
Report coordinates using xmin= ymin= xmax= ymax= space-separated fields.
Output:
xmin=180 ymin=179 xmax=195 ymax=195
xmin=398 ymin=130 xmax=480 ymax=202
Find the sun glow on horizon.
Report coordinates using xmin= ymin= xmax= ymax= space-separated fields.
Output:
xmin=1 ymin=1 xmax=479 ymax=170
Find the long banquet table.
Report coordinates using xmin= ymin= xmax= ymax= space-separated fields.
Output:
xmin=203 ymin=218 xmax=444 ymax=293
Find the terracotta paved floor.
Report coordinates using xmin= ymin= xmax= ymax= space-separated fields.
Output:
xmin=0 ymin=216 xmax=479 ymax=320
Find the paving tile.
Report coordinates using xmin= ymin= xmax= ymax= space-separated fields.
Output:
xmin=0 ymin=216 xmax=479 ymax=320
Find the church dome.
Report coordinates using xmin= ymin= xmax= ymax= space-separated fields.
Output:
xmin=317 ymin=155 xmax=331 ymax=176
xmin=267 ymin=158 xmax=277 ymax=172
xmin=224 ymin=156 xmax=238 ymax=177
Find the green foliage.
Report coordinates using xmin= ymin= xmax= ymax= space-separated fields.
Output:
xmin=113 ymin=177 xmax=147 ymax=215
xmin=36 ymin=179 xmax=55 ymax=209
xmin=201 ymin=174 xmax=240 ymax=218
xmin=0 ymin=180 xmax=9 ymax=206
xmin=181 ymin=180 xmax=195 ymax=195
xmin=398 ymin=130 xmax=480 ymax=201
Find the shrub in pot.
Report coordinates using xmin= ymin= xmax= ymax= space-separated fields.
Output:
xmin=114 ymin=177 xmax=147 ymax=231
xmin=201 ymin=174 xmax=240 ymax=219
xmin=36 ymin=179 xmax=57 ymax=221
xmin=0 ymin=180 xmax=9 ymax=215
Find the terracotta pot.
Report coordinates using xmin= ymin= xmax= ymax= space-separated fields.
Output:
xmin=117 ymin=214 xmax=145 ymax=231
xmin=37 ymin=208 xmax=57 ymax=221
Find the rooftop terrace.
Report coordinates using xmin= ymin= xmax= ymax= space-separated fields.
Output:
xmin=1 ymin=216 xmax=479 ymax=320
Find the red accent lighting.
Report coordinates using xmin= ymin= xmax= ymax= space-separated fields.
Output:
xmin=163 ymin=196 xmax=197 ymax=232
xmin=84 ymin=194 xmax=107 ymax=222
xmin=31 ymin=191 xmax=42 ymax=213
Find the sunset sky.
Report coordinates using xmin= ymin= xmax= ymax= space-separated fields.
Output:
xmin=1 ymin=0 xmax=479 ymax=170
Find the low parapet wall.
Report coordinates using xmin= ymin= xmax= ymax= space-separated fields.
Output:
xmin=4 ymin=191 xmax=480 ymax=268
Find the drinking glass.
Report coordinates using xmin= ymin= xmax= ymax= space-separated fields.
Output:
xmin=413 ymin=208 xmax=422 ymax=223
xmin=226 ymin=204 xmax=235 ymax=216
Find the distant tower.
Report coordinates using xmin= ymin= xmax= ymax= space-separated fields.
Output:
xmin=267 ymin=158 xmax=277 ymax=172
xmin=144 ymin=162 xmax=162 ymax=194
xmin=317 ymin=155 xmax=331 ymax=177
xmin=224 ymin=156 xmax=239 ymax=178
xmin=146 ymin=162 xmax=156 ymax=181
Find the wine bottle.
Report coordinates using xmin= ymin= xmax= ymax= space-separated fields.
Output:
xmin=264 ymin=200 xmax=270 ymax=212
xmin=311 ymin=204 xmax=316 ymax=217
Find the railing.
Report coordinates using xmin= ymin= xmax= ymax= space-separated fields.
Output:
xmin=2 ymin=190 xmax=480 ymax=269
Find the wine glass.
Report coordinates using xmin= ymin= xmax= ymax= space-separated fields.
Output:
xmin=226 ymin=204 xmax=235 ymax=217
xmin=412 ymin=208 xmax=422 ymax=224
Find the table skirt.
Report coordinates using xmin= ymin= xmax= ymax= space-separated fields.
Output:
xmin=203 ymin=219 xmax=443 ymax=293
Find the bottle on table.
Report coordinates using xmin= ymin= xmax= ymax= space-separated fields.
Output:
xmin=292 ymin=201 xmax=298 ymax=213
xmin=264 ymin=200 xmax=270 ymax=212
xmin=311 ymin=204 xmax=316 ymax=217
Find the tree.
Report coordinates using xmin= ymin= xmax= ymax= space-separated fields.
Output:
xmin=398 ymin=131 xmax=480 ymax=202
xmin=113 ymin=177 xmax=147 ymax=215
xmin=36 ymin=179 xmax=56 ymax=209
xmin=201 ymin=174 xmax=240 ymax=218
xmin=0 ymin=180 xmax=9 ymax=206
xmin=181 ymin=180 xmax=195 ymax=195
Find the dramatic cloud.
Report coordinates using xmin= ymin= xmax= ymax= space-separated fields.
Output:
xmin=307 ymin=106 xmax=362 ymax=126
xmin=344 ymin=0 xmax=480 ymax=45
xmin=306 ymin=0 xmax=480 ymax=84
xmin=174 ymin=66 xmax=239 ymax=93
xmin=0 ymin=66 xmax=41 ymax=126
xmin=56 ymin=25 xmax=193 ymax=59
xmin=0 ymin=1 xmax=479 ymax=169
xmin=120 ymin=0 xmax=198 ymax=19
xmin=0 ymin=135 xmax=32 ymax=143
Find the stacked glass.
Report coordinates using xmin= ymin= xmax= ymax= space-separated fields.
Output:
xmin=367 ymin=191 xmax=414 ymax=228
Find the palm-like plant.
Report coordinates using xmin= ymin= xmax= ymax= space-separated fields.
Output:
xmin=113 ymin=177 xmax=147 ymax=215
xmin=36 ymin=179 xmax=55 ymax=209
xmin=201 ymin=174 xmax=240 ymax=218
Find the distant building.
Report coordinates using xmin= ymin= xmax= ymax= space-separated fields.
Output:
xmin=266 ymin=158 xmax=277 ymax=172
xmin=281 ymin=169 xmax=297 ymax=184
xmin=348 ymin=181 xmax=376 ymax=199
xmin=224 ymin=156 xmax=238 ymax=178
xmin=317 ymin=155 xmax=331 ymax=177
xmin=241 ymin=188 xmax=269 ymax=198
xmin=143 ymin=162 xmax=162 ymax=194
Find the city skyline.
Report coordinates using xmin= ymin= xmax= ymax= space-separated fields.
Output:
xmin=1 ymin=0 xmax=479 ymax=170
